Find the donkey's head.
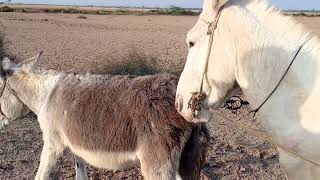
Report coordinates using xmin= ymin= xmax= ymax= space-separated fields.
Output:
xmin=0 ymin=54 xmax=41 ymax=129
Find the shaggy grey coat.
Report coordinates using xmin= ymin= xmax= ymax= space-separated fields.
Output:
xmin=1 ymin=57 xmax=208 ymax=180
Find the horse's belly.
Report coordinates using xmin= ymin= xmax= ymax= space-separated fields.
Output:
xmin=70 ymin=146 xmax=139 ymax=170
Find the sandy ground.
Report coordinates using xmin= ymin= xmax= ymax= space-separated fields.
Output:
xmin=0 ymin=12 xmax=320 ymax=180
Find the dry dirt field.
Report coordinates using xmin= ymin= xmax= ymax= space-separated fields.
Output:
xmin=0 ymin=12 xmax=320 ymax=180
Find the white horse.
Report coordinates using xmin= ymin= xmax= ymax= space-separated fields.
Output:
xmin=176 ymin=0 xmax=320 ymax=179
xmin=0 ymin=55 xmax=208 ymax=180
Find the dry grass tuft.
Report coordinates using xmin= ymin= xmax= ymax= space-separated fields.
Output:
xmin=282 ymin=10 xmax=320 ymax=17
xmin=0 ymin=24 xmax=16 ymax=61
xmin=0 ymin=31 xmax=6 ymax=60
xmin=77 ymin=15 xmax=87 ymax=19
xmin=0 ymin=6 xmax=14 ymax=12
xmin=96 ymin=48 xmax=160 ymax=76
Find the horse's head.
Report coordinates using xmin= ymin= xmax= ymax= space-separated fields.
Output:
xmin=0 ymin=54 xmax=41 ymax=129
xmin=176 ymin=0 xmax=239 ymax=122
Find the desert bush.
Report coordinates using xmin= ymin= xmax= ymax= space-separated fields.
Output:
xmin=14 ymin=8 xmax=26 ymax=13
xmin=0 ymin=6 xmax=13 ymax=12
xmin=164 ymin=6 xmax=195 ymax=16
xmin=62 ymin=8 xmax=80 ymax=14
xmin=97 ymin=48 xmax=160 ymax=76
xmin=149 ymin=9 xmax=166 ymax=15
xmin=113 ymin=9 xmax=129 ymax=15
xmin=77 ymin=15 xmax=87 ymax=19
xmin=282 ymin=10 xmax=320 ymax=17
xmin=98 ymin=9 xmax=108 ymax=15
xmin=50 ymin=8 xmax=65 ymax=13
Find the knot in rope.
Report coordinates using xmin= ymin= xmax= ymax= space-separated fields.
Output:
xmin=188 ymin=92 xmax=207 ymax=118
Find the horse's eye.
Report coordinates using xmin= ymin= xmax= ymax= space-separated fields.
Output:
xmin=188 ymin=41 xmax=195 ymax=48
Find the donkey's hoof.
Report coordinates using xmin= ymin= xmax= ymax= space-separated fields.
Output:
xmin=0 ymin=118 xmax=9 ymax=130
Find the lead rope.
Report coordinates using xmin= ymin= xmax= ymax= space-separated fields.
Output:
xmin=209 ymin=108 xmax=320 ymax=167
xmin=219 ymin=39 xmax=320 ymax=167
xmin=251 ymin=39 xmax=309 ymax=115
xmin=224 ymin=38 xmax=310 ymax=119
xmin=188 ymin=5 xmax=225 ymax=118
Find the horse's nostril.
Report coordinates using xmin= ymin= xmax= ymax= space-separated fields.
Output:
xmin=175 ymin=95 xmax=183 ymax=112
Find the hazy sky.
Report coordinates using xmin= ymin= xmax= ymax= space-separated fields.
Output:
xmin=10 ymin=0 xmax=320 ymax=10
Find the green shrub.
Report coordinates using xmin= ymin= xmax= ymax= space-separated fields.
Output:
xmin=163 ymin=6 xmax=195 ymax=16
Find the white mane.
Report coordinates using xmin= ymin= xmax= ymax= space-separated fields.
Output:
xmin=238 ymin=0 xmax=317 ymax=46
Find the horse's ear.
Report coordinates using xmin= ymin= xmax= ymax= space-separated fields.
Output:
xmin=215 ymin=0 xmax=228 ymax=8
xmin=204 ymin=0 xmax=229 ymax=12
xmin=19 ymin=51 xmax=43 ymax=71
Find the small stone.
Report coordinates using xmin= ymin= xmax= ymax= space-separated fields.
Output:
xmin=239 ymin=166 xmax=246 ymax=172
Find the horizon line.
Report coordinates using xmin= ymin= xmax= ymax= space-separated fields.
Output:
xmin=4 ymin=2 xmax=320 ymax=11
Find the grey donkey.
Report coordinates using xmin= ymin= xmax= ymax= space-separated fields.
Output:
xmin=0 ymin=54 xmax=209 ymax=180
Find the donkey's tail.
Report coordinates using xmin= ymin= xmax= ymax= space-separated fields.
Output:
xmin=179 ymin=123 xmax=210 ymax=180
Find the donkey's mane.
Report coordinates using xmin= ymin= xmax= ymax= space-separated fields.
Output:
xmin=34 ymin=68 xmax=116 ymax=80
xmin=237 ymin=0 xmax=318 ymax=46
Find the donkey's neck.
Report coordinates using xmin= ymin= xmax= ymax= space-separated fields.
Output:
xmin=7 ymin=70 xmax=61 ymax=114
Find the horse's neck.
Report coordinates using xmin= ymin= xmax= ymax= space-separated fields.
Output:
xmin=8 ymin=71 xmax=61 ymax=114
xmin=238 ymin=26 xmax=320 ymax=132
xmin=238 ymin=39 xmax=301 ymax=108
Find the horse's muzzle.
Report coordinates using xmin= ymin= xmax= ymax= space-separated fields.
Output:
xmin=175 ymin=94 xmax=193 ymax=122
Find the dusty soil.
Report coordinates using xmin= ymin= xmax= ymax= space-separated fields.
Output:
xmin=0 ymin=12 xmax=320 ymax=180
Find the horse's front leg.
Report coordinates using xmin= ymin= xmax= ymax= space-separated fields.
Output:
xmin=74 ymin=155 xmax=88 ymax=180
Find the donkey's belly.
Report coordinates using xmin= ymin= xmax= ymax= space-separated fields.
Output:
xmin=70 ymin=146 xmax=139 ymax=170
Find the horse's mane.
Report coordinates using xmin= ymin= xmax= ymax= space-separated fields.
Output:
xmin=237 ymin=0 xmax=316 ymax=46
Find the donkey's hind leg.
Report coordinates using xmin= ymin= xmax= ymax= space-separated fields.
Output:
xmin=35 ymin=136 xmax=64 ymax=180
xmin=74 ymin=155 xmax=88 ymax=180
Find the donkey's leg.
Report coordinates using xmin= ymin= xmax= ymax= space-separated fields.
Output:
xmin=74 ymin=155 xmax=88 ymax=180
xmin=35 ymin=135 xmax=64 ymax=180
xmin=139 ymin=144 xmax=182 ymax=180
xmin=140 ymin=157 xmax=180 ymax=180
xmin=0 ymin=115 xmax=8 ymax=129
xmin=0 ymin=110 xmax=9 ymax=129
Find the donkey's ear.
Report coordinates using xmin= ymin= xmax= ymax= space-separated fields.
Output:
xmin=19 ymin=51 xmax=43 ymax=71
xmin=0 ymin=60 xmax=6 ymax=79
xmin=1 ymin=57 xmax=18 ymax=77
